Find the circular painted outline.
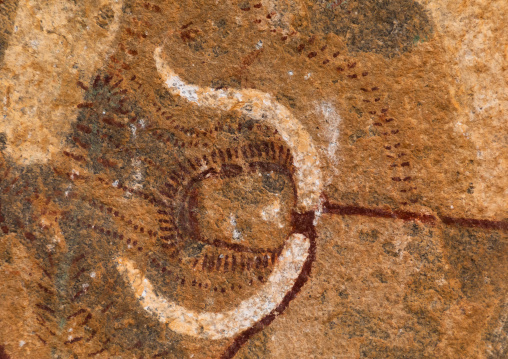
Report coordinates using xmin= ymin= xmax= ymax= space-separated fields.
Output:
xmin=116 ymin=47 xmax=323 ymax=353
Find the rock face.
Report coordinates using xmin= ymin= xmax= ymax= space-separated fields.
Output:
xmin=0 ymin=1 xmax=506 ymax=358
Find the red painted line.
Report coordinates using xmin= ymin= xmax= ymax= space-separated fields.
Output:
xmin=322 ymin=201 xmax=436 ymax=224
xmin=221 ymin=211 xmax=317 ymax=359
xmin=322 ymin=201 xmax=508 ymax=231
xmin=440 ymin=216 xmax=508 ymax=231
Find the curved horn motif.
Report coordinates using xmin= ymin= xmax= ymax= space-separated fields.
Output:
xmin=116 ymin=47 xmax=323 ymax=340
xmin=154 ymin=47 xmax=322 ymax=213
xmin=117 ymin=234 xmax=309 ymax=340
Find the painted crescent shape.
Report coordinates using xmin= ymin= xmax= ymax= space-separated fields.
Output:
xmin=116 ymin=233 xmax=309 ymax=340
xmin=116 ymin=47 xmax=323 ymax=340
xmin=154 ymin=47 xmax=322 ymax=213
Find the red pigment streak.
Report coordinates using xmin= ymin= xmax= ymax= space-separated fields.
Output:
xmin=441 ymin=216 xmax=508 ymax=231
xmin=221 ymin=211 xmax=317 ymax=359
xmin=0 ymin=345 xmax=11 ymax=359
xmin=322 ymin=201 xmax=507 ymax=231
xmin=323 ymin=201 xmax=436 ymax=224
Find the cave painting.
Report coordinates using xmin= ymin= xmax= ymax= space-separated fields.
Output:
xmin=0 ymin=1 xmax=507 ymax=359
xmin=115 ymin=45 xmax=322 ymax=342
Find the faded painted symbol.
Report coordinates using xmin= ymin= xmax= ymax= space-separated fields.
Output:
xmin=115 ymin=46 xmax=323 ymax=342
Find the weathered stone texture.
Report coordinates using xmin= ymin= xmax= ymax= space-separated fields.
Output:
xmin=0 ymin=1 xmax=506 ymax=358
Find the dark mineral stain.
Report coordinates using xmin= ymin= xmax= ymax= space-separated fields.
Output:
xmin=328 ymin=309 xmax=390 ymax=340
xmin=442 ymin=227 xmax=507 ymax=300
xmin=359 ymin=340 xmax=427 ymax=359
xmin=0 ymin=0 xmax=19 ymax=64
xmin=483 ymin=302 xmax=508 ymax=359
xmin=261 ymin=171 xmax=286 ymax=194
xmin=0 ymin=133 xmax=6 ymax=150
xmin=310 ymin=0 xmax=433 ymax=57
xmin=95 ymin=4 xmax=115 ymax=30
xmin=381 ymin=242 xmax=398 ymax=257
xmin=348 ymin=129 xmax=367 ymax=145
xmin=183 ymin=242 xmax=205 ymax=258
xmin=358 ymin=229 xmax=379 ymax=243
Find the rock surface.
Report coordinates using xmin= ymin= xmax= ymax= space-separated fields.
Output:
xmin=0 ymin=1 xmax=506 ymax=358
